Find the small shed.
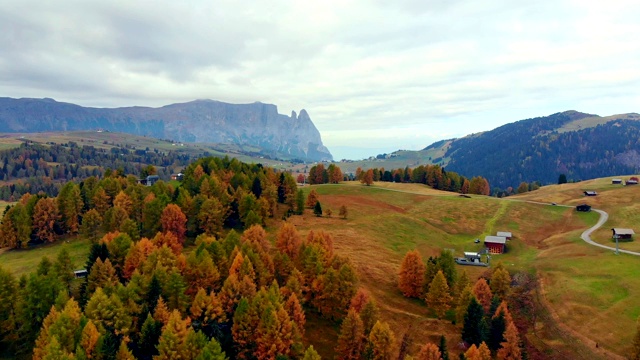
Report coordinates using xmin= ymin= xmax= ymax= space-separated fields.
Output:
xmin=484 ymin=236 xmax=507 ymax=254
xmin=612 ymin=179 xmax=622 ymax=184
xmin=496 ymin=231 xmax=512 ymax=240
xmin=170 ymin=173 xmax=184 ymax=181
xmin=74 ymin=269 xmax=88 ymax=279
xmin=612 ymin=228 xmax=635 ymax=240
xmin=584 ymin=191 xmax=598 ymax=196
xmin=576 ymin=204 xmax=591 ymax=212
xmin=146 ymin=175 xmax=160 ymax=186
xmin=463 ymin=252 xmax=481 ymax=261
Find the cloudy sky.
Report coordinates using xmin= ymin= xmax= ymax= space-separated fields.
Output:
xmin=1 ymin=0 xmax=639 ymax=159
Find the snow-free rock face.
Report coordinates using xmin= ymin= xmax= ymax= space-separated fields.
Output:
xmin=0 ymin=97 xmax=333 ymax=161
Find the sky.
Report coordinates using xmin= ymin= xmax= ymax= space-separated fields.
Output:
xmin=1 ymin=0 xmax=639 ymax=160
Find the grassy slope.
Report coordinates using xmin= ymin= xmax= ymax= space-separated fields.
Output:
xmin=0 ymin=236 xmax=91 ymax=277
xmin=291 ymin=182 xmax=612 ymax=358
xmin=557 ymin=113 xmax=640 ymax=133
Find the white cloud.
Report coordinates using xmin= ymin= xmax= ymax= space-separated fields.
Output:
xmin=0 ymin=0 xmax=639 ymax=158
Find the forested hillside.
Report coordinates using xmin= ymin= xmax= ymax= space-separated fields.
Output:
xmin=444 ymin=112 xmax=640 ymax=189
xmin=0 ymin=141 xmax=204 ymax=200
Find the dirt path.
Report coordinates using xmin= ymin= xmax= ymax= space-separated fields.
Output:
xmin=580 ymin=209 xmax=640 ymax=255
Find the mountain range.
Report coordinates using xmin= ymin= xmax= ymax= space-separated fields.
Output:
xmin=0 ymin=97 xmax=333 ymax=161
xmin=389 ymin=110 xmax=640 ymax=189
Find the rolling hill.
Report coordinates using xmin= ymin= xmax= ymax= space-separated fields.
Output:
xmin=350 ymin=111 xmax=640 ymax=190
xmin=0 ymin=97 xmax=333 ymax=161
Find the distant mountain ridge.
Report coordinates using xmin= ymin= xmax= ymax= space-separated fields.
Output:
xmin=0 ymin=97 xmax=333 ymax=161
xmin=368 ymin=111 xmax=640 ymax=190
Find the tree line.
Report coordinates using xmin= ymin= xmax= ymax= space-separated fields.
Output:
xmin=0 ymin=141 xmax=207 ymax=201
xmin=353 ymin=165 xmax=491 ymax=195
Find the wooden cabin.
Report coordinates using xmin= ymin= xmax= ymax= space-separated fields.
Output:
xmin=484 ymin=236 xmax=507 ymax=254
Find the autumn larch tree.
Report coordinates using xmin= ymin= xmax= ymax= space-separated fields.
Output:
xmin=305 ymin=189 xmax=319 ymax=208
xmin=368 ymin=320 xmax=395 ymax=360
xmin=335 ymin=309 xmax=365 ymax=360
xmin=416 ymin=342 xmax=441 ymax=360
xmin=472 ymin=278 xmax=493 ymax=314
xmin=161 ymin=204 xmax=187 ymax=244
xmin=490 ymin=266 xmax=512 ymax=300
xmin=398 ymin=250 xmax=426 ymax=298
xmin=426 ymin=270 xmax=453 ymax=319
xmin=155 ymin=310 xmax=190 ymax=360
xmin=198 ymin=198 xmax=227 ymax=237
xmin=80 ymin=209 xmax=103 ymax=244
xmin=57 ymin=182 xmax=83 ymax=234
xmin=276 ymin=222 xmax=302 ymax=261
xmin=361 ymin=169 xmax=374 ymax=186
xmin=32 ymin=197 xmax=59 ymax=243
xmin=497 ymin=322 xmax=522 ymax=360
xmin=339 ymin=205 xmax=348 ymax=219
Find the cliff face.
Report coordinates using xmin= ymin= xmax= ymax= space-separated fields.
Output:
xmin=0 ymin=97 xmax=333 ymax=161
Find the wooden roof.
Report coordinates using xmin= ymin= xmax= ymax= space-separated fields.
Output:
xmin=612 ymin=228 xmax=635 ymax=235
xmin=484 ymin=236 xmax=507 ymax=244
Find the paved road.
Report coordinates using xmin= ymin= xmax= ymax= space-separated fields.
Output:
xmin=580 ymin=209 xmax=640 ymax=256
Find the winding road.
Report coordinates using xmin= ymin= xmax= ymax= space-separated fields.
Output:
xmin=580 ymin=208 xmax=640 ymax=256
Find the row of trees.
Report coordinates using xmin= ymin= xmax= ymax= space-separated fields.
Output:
xmin=398 ymin=250 xmax=526 ymax=359
xmin=354 ymin=165 xmax=491 ymax=195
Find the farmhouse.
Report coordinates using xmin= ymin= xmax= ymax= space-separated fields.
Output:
xmin=484 ymin=236 xmax=507 ymax=254
xmin=612 ymin=179 xmax=622 ymax=184
xmin=584 ymin=191 xmax=597 ymax=196
xmin=170 ymin=173 xmax=184 ymax=181
xmin=626 ymin=177 xmax=638 ymax=185
xmin=496 ymin=231 xmax=512 ymax=240
xmin=576 ymin=204 xmax=591 ymax=212
xmin=612 ymin=228 xmax=635 ymax=240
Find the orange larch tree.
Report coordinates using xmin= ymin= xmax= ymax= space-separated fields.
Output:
xmin=276 ymin=222 xmax=302 ymax=261
xmin=398 ymin=250 xmax=426 ymax=298
xmin=161 ymin=204 xmax=187 ymax=244
xmin=472 ymin=278 xmax=493 ymax=314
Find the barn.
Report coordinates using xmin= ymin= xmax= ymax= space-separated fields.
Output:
xmin=484 ymin=236 xmax=507 ymax=254
xmin=612 ymin=228 xmax=635 ymax=241
xmin=576 ymin=204 xmax=591 ymax=212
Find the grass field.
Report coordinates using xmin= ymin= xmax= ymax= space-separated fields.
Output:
xmin=0 ymin=236 xmax=92 ymax=277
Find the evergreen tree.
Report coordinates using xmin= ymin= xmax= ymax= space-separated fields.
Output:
xmin=438 ymin=335 xmax=449 ymax=360
xmin=462 ymin=297 xmax=488 ymax=346
xmin=489 ymin=310 xmax=507 ymax=352
xmin=137 ymin=313 xmax=161 ymax=360
xmin=313 ymin=201 xmax=322 ymax=217
xmin=295 ymin=190 xmax=305 ymax=215
xmin=558 ymin=174 xmax=567 ymax=184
